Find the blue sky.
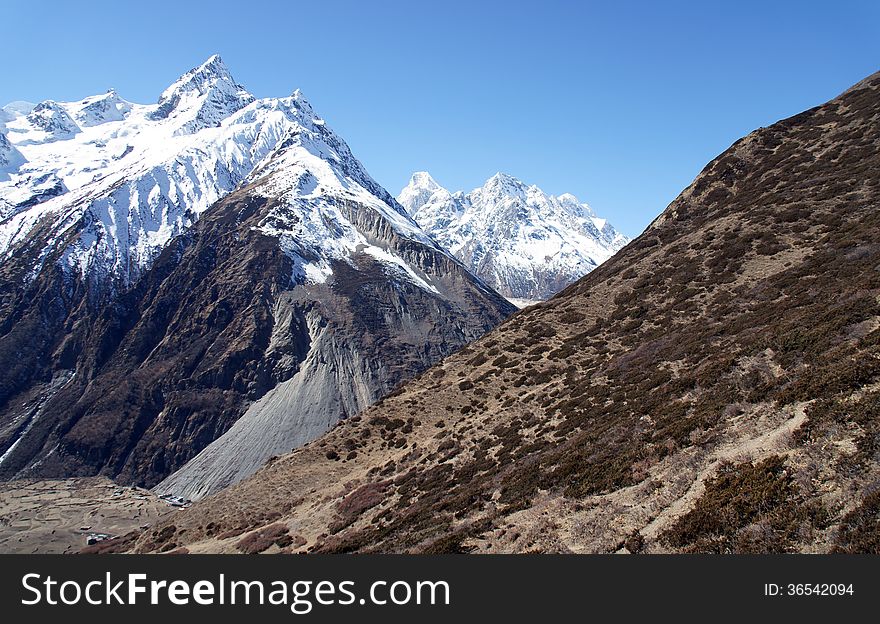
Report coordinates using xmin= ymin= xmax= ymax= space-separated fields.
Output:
xmin=2 ymin=0 xmax=878 ymax=236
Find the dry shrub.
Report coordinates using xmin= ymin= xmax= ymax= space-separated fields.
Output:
xmin=235 ymin=523 xmax=290 ymax=554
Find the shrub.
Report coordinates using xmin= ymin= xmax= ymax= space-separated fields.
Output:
xmin=236 ymin=523 xmax=291 ymax=554
xmin=660 ymin=456 xmax=825 ymax=553
xmin=834 ymin=490 xmax=880 ymax=553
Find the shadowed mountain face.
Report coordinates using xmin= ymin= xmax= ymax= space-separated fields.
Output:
xmin=130 ymin=71 xmax=880 ymax=554
xmin=0 ymin=59 xmax=515 ymax=495
xmin=0 ymin=170 xmax=514 ymax=495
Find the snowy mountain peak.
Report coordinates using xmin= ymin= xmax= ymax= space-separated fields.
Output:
xmin=557 ymin=191 xmax=585 ymax=207
xmin=25 ymin=101 xmax=81 ymax=141
xmin=201 ymin=53 xmax=225 ymax=70
xmin=0 ymin=55 xmax=444 ymax=297
xmin=399 ymin=171 xmax=629 ymax=302
xmin=486 ymin=171 xmax=521 ymax=186
xmin=149 ymin=54 xmax=254 ymax=134
xmin=398 ymin=171 xmax=446 ymax=216
xmin=68 ymin=89 xmax=132 ymax=127
xmin=160 ymin=54 xmax=236 ymax=96
xmin=477 ymin=172 xmax=530 ymax=203
xmin=410 ymin=171 xmax=440 ymax=189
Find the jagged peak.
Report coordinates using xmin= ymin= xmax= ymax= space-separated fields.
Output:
xmin=157 ymin=54 xmax=242 ymax=100
xmin=289 ymin=88 xmax=320 ymax=119
xmin=290 ymin=88 xmax=308 ymax=103
xmin=71 ymin=89 xmax=132 ymax=127
xmin=477 ymin=171 xmax=529 ymax=202
xmin=408 ymin=171 xmax=441 ymax=189
xmin=202 ymin=53 xmax=224 ymax=69
xmin=148 ymin=54 xmax=254 ymax=131
xmin=30 ymin=99 xmax=64 ymax=112
xmin=486 ymin=171 xmax=520 ymax=183
xmin=182 ymin=54 xmax=233 ymax=84
xmin=84 ymin=88 xmax=122 ymax=102
xmin=483 ymin=171 xmax=527 ymax=190
xmin=26 ymin=100 xmax=80 ymax=138
xmin=397 ymin=171 xmax=449 ymax=216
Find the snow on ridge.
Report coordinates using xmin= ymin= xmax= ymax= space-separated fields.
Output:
xmin=0 ymin=134 xmax=27 ymax=183
xmin=67 ymin=90 xmax=132 ymax=127
xmin=247 ymin=120 xmax=442 ymax=294
xmin=398 ymin=171 xmax=442 ymax=217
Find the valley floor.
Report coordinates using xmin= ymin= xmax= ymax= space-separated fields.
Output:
xmin=0 ymin=477 xmax=175 ymax=554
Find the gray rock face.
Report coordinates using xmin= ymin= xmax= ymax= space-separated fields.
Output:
xmin=154 ymin=181 xmax=515 ymax=499
xmin=156 ymin=296 xmax=396 ymax=499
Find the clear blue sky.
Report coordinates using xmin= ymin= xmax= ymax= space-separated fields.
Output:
xmin=2 ymin=0 xmax=878 ymax=236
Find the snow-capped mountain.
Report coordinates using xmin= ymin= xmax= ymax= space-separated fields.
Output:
xmin=398 ymin=172 xmax=629 ymax=304
xmin=0 ymin=54 xmax=426 ymax=291
xmin=0 ymin=56 xmax=514 ymax=499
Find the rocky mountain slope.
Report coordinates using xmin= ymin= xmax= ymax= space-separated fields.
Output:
xmin=398 ymin=172 xmax=628 ymax=304
xmin=0 ymin=57 xmax=514 ymax=498
xmin=131 ymin=70 xmax=880 ymax=554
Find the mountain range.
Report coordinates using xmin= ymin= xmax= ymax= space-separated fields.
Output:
xmin=5 ymin=56 xmax=877 ymax=556
xmin=398 ymin=171 xmax=628 ymax=304
xmin=124 ymin=70 xmax=880 ymax=554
